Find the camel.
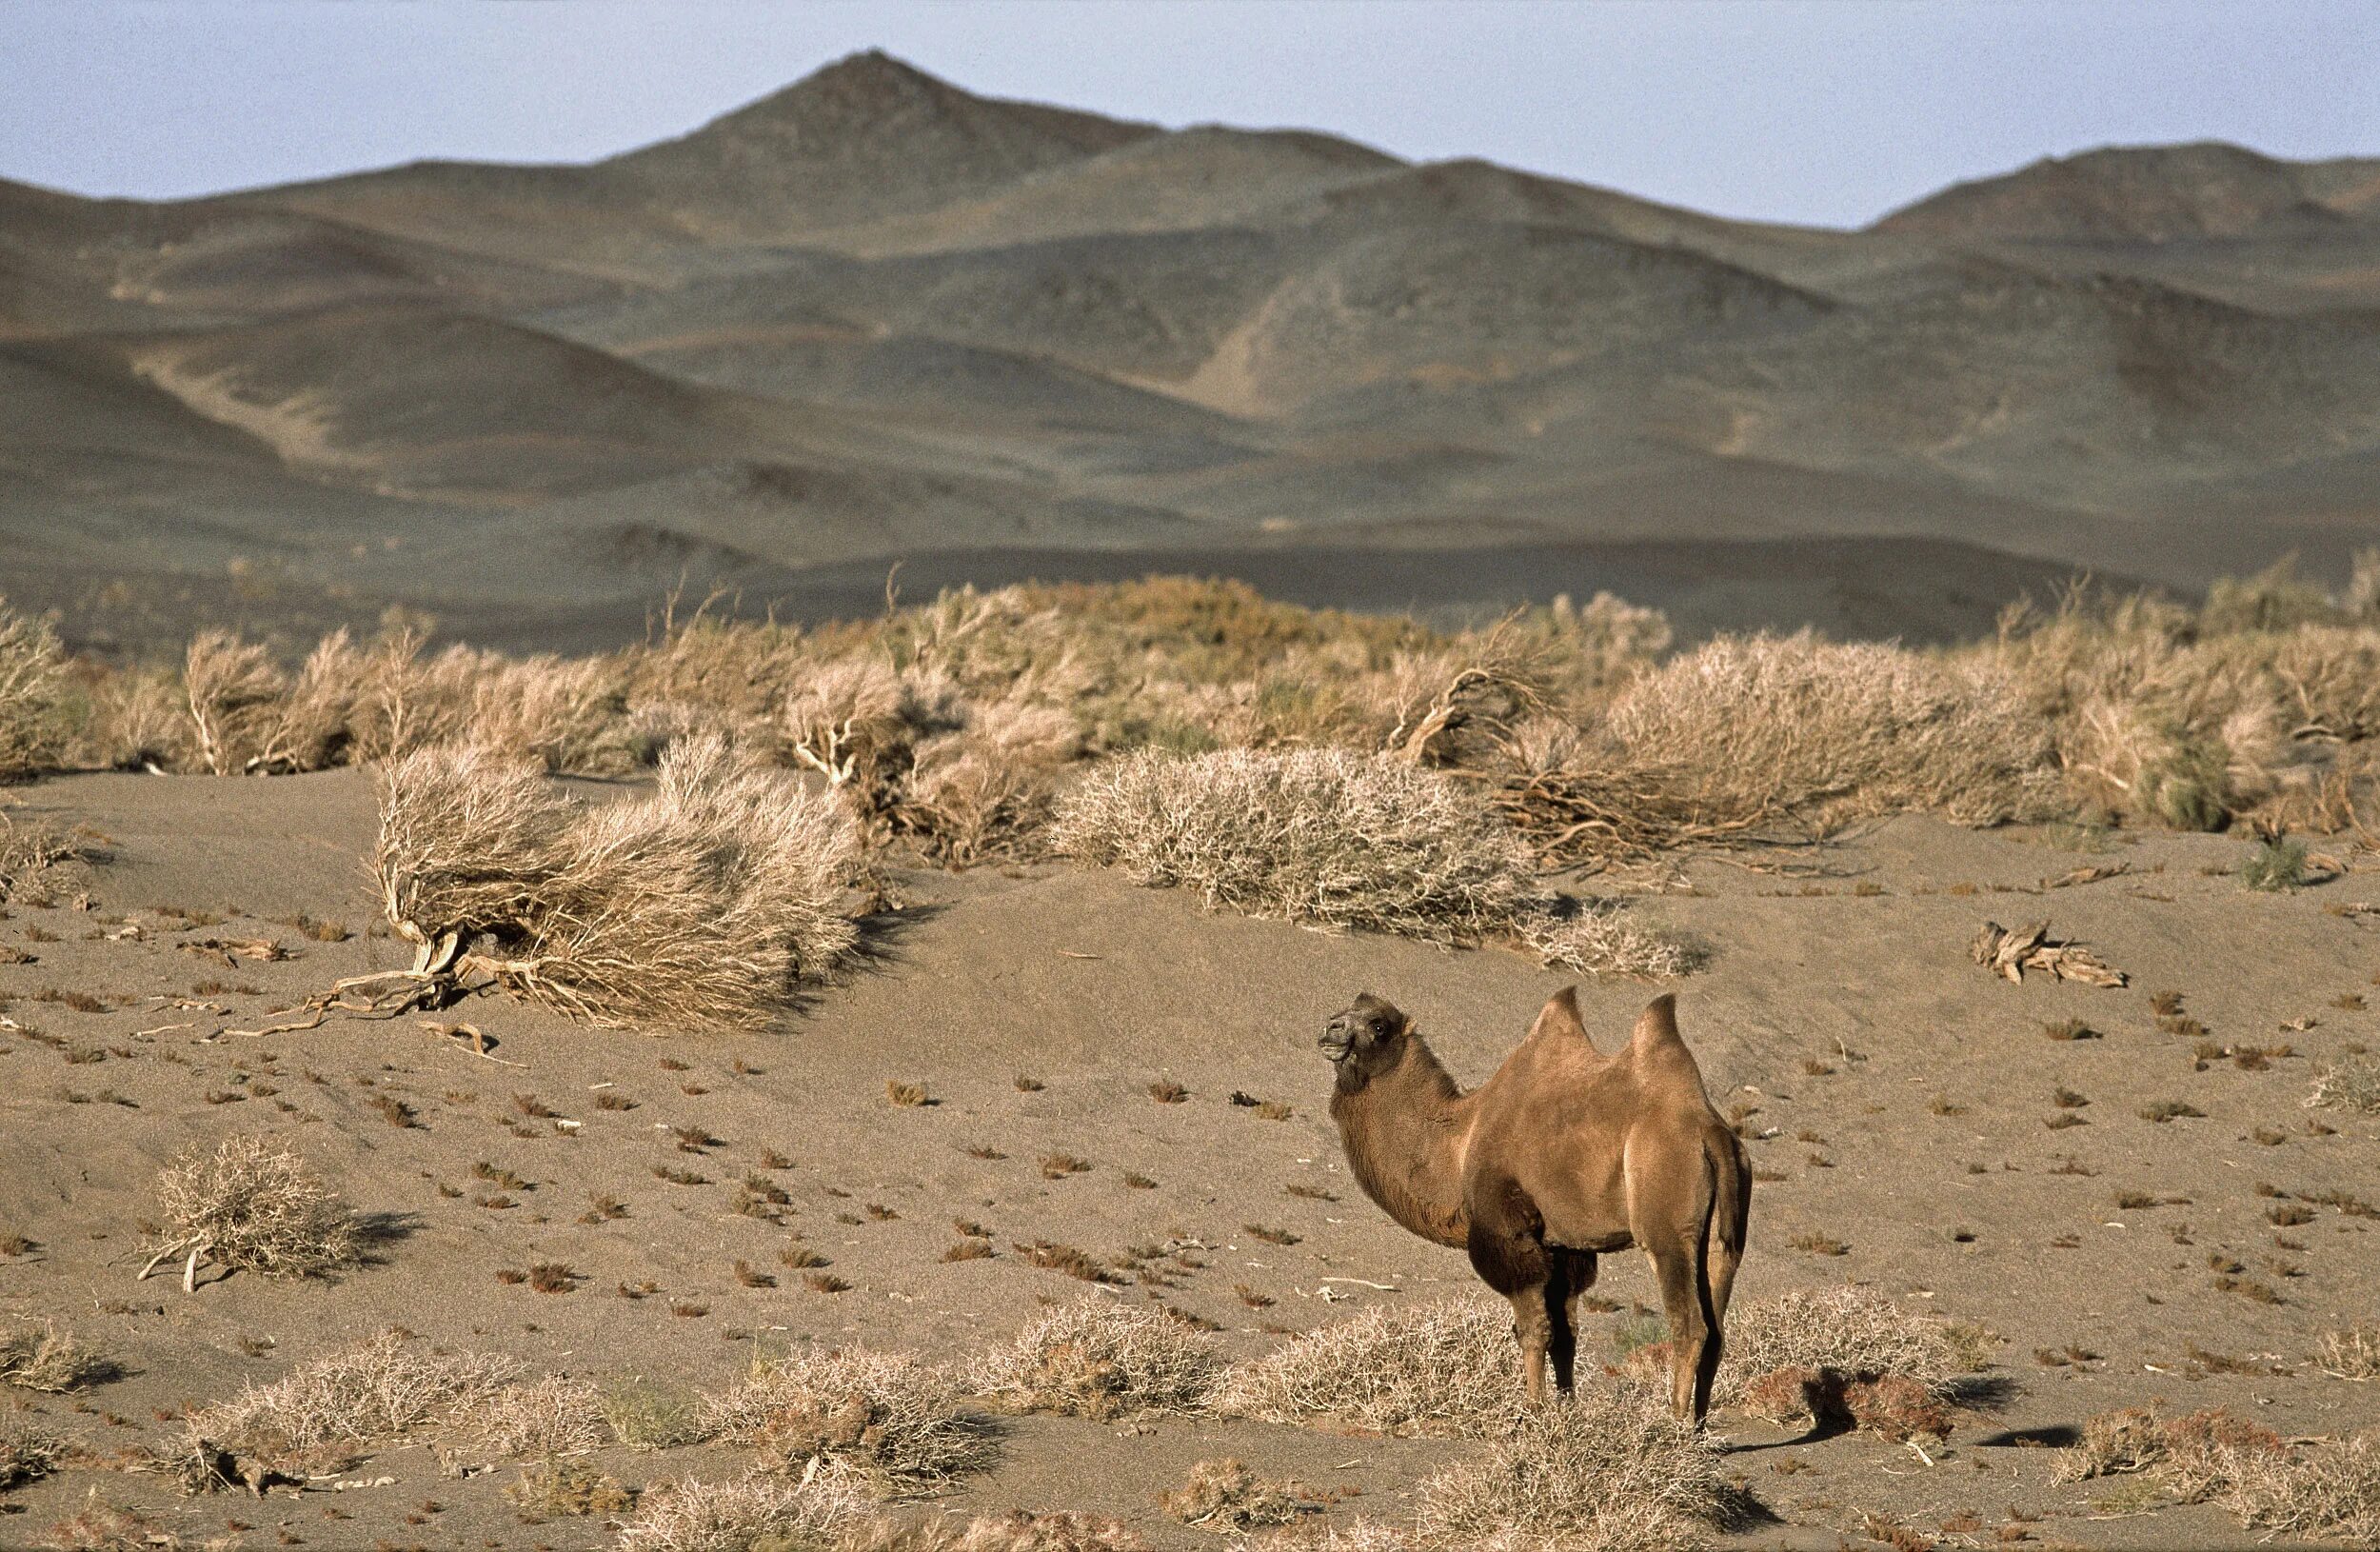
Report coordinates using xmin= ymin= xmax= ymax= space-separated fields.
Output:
xmin=1319 ymin=987 xmax=1750 ymax=1424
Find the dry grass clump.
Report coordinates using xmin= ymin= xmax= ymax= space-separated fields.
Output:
xmin=187 ymin=1328 xmax=516 ymax=1470
xmin=1413 ymin=1379 xmax=1745 ymax=1552
xmin=1600 ymin=633 xmax=2058 ymax=832
xmin=2239 ymin=1433 xmax=2380 ymax=1545
xmin=616 ymin=1467 xmax=869 ymax=1552
xmin=702 ymin=1344 xmax=993 ymax=1496
xmin=370 ymin=732 xmax=860 ymax=1030
xmin=2309 ymin=1051 xmax=2380 ymax=1115
xmin=1991 ymin=574 xmax=2380 ymax=831
xmin=969 ymin=1301 xmax=1220 ymax=1420
xmin=2055 ymin=1403 xmax=2380 ymax=1542
xmin=0 ymin=1415 xmax=62 ymax=1491
xmin=1053 ymin=748 xmax=1537 ymax=945
xmin=0 ymin=600 xmax=67 ymax=781
xmin=1210 ymin=1299 xmax=1520 ymax=1437
xmin=1521 ymin=901 xmax=1697 ymax=978
xmin=1160 ymin=1458 xmax=1310 ymax=1530
xmin=0 ymin=1321 xmax=116 ymax=1392
xmin=146 ymin=1136 xmax=361 ymax=1289
xmin=468 ymin=1376 xmax=606 ymax=1457
xmin=2318 ymin=1323 xmax=2380 ymax=1382
xmin=1715 ymin=1286 xmax=1978 ymax=1409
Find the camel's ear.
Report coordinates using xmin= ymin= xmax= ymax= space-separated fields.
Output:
xmin=1528 ymin=986 xmax=1592 ymax=1046
xmin=1630 ymin=993 xmax=1681 ymax=1047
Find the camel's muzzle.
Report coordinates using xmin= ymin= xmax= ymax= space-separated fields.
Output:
xmin=1319 ymin=1020 xmax=1355 ymax=1064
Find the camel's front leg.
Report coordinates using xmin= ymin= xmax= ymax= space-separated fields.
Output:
xmin=1547 ymin=1250 xmax=1597 ymax=1396
xmin=1507 ymin=1290 xmax=1553 ymax=1407
xmin=1467 ymin=1184 xmax=1556 ymax=1410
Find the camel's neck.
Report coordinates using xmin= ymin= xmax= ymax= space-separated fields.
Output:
xmin=1330 ymin=1037 xmax=1477 ymax=1249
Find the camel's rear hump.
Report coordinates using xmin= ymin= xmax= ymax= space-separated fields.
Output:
xmin=1624 ymin=994 xmax=1717 ymax=1104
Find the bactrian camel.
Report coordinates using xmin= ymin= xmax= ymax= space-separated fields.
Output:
xmin=1319 ymin=988 xmax=1751 ymax=1424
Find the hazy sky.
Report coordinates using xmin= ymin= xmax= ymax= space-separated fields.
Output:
xmin=4 ymin=1 xmax=2373 ymax=229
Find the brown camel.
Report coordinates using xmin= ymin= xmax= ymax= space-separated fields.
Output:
xmin=1319 ymin=988 xmax=1751 ymax=1423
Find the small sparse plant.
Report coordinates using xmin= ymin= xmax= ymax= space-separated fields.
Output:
xmin=885 ymin=1081 xmax=930 ymax=1107
xmin=1161 ymin=1458 xmax=1311 ymax=1530
xmin=600 ymin=1379 xmax=710 ymax=1450
xmin=2310 ymin=1051 xmax=2380 ymax=1114
xmin=506 ymin=1457 xmax=636 ymax=1518
xmin=2139 ymin=1099 xmax=2207 ymax=1123
xmin=2317 ymin=1323 xmax=2380 ymax=1381
xmin=2240 ymin=836 xmax=2309 ymax=892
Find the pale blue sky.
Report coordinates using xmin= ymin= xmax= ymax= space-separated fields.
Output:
xmin=4 ymin=1 xmax=2373 ymax=229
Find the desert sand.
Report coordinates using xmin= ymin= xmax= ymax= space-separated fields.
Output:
xmin=3 ymin=768 xmax=2375 ymax=1548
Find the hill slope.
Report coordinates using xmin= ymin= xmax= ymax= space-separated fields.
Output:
xmin=3 ymin=54 xmax=2376 ymax=653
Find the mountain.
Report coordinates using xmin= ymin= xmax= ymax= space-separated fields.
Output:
xmin=2 ymin=53 xmax=2375 ymax=654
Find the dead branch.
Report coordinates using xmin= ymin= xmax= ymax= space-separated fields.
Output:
xmin=1970 ymin=920 xmax=2128 ymax=987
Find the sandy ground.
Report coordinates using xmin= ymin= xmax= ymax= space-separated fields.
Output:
xmin=2 ymin=769 xmax=2376 ymax=1550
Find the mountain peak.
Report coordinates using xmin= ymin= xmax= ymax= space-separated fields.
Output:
xmin=603 ymin=50 xmax=1155 ymax=233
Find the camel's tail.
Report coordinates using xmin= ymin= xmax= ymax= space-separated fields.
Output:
xmin=1701 ymin=1125 xmax=1751 ymax=1333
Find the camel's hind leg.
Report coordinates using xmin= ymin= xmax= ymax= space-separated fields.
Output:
xmin=1646 ymin=1237 xmax=1714 ymax=1424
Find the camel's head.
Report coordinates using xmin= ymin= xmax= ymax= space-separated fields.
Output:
xmin=1320 ymin=993 xmax=1409 ymax=1083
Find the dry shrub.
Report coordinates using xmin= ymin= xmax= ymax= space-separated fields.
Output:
xmin=2052 ymin=1404 xmax=2380 ymax=1540
xmin=0 ymin=599 xmax=67 ymax=780
xmin=1413 ymin=1379 xmax=1743 ymax=1552
xmin=703 ymin=1345 xmax=993 ymax=1496
xmin=0 ymin=1321 xmax=115 ymax=1393
xmin=188 ymin=1328 xmax=516 ymax=1470
xmin=469 ymin=1375 xmax=605 ymax=1457
xmin=2234 ymin=1433 xmax=2380 ymax=1545
xmin=2317 ymin=1323 xmax=2380 ymax=1382
xmin=372 ymin=732 xmax=861 ymax=1030
xmin=2310 ymin=1052 xmax=2380 ymax=1115
xmin=895 ymin=695 xmax=1077 ymax=867
xmin=617 ymin=1467 xmax=869 ymax=1552
xmin=1520 ymin=902 xmax=1696 ymax=979
xmin=969 ymin=1301 xmax=1220 ymax=1420
xmin=0 ymin=1415 xmax=61 ymax=1490
xmin=1053 ymin=748 xmax=1537 ymax=945
xmin=1988 ymin=585 xmax=2377 ymax=831
xmin=1600 ymin=634 xmax=2057 ymax=832
xmin=182 ymin=629 xmax=286 ymax=775
xmin=951 ymin=1511 xmax=1149 ymax=1552
xmin=1160 ymin=1458 xmax=1309 ymax=1530
xmin=69 ymin=663 xmax=183 ymax=771
xmin=0 ymin=813 xmax=87 ymax=897
xmin=1715 ymin=1286 xmax=1976 ymax=1412
xmin=779 ymin=656 xmax=917 ymax=789
xmin=149 ymin=1136 xmax=361 ymax=1285
xmin=1210 ymin=1299 xmax=1520 ymax=1437
xmin=1221 ymin=1524 xmax=1413 ymax=1552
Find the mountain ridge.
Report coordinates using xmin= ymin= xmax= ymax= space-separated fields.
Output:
xmin=2 ymin=50 xmax=2374 ymax=655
